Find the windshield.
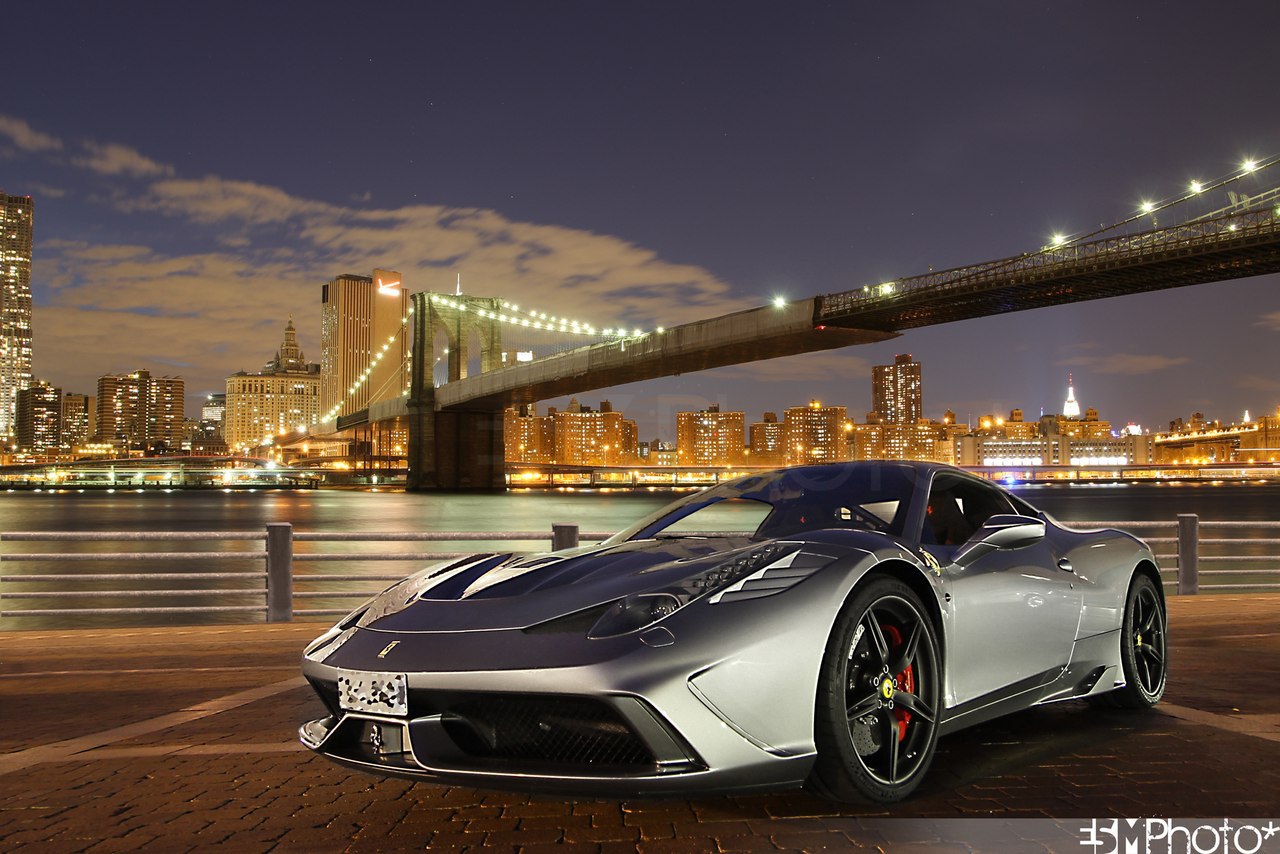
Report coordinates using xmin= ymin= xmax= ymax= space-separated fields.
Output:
xmin=605 ymin=464 xmax=918 ymax=544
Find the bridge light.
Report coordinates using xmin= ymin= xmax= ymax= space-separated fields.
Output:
xmin=773 ymin=296 xmax=787 ymax=308
xmin=657 ymin=326 xmax=665 ymax=333
xmin=1190 ymin=180 xmax=1203 ymax=194
xmin=1140 ymin=201 xmax=1156 ymax=214
xmin=1242 ymin=158 xmax=1258 ymax=172
xmin=633 ymin=328 xmax=642 ymax=336
xmin=1050 ymin=233 xmax=1067 ymax=247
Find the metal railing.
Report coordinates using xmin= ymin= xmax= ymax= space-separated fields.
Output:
xmin=2 ymin=516 xmax=1278 ymax=625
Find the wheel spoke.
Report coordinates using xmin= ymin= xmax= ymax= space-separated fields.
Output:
xmin=1137 ymin=641 xmax=1163 ymax=664
xmin=1138 ymin=601 xmax=1157 ymax=635
xmin=864 ymin=612 xmax=890 ymax=664
xmin=888 ymin=619 xmax=922 ymax=676
xmin=1136 ymin=650 xmax=1153 ymax=689
xmin=881 ymin=712 xmax=900 ymax=783
xmin=847 ymin=692 xmax=880 ymax=722
xmin=893 ymin=690 xmax=935 ymax=725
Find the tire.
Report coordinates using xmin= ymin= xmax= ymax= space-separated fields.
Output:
xmin=1096 ymin=573 xmax=1168 ymax=709
xmin=807 ymin=576 xmax=942 ymax=803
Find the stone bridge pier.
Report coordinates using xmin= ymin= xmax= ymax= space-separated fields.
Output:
xmin=405 ymin=291 xmax=509 ymax=490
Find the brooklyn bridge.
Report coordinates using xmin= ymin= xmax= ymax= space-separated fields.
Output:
xmin=301 ymin=161 xmax=1280 ymax=490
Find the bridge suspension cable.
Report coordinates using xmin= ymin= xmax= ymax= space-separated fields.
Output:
xmin=832 ymin=150 xmax=1280 ymax=306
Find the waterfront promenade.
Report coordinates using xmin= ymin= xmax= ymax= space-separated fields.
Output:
xmin=1 ymin=594 xmax=1278 ymax=852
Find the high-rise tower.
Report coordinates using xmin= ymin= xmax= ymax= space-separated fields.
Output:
xmin=871 ymin=354 xmax=923 ymax=425
xmin=1 ymin=193 xmax=34 ymax=439
xmin=1063 ymin=373 xmax=1081 ymax=418
xmin=320 ymin=270 xmax=410 ymax=417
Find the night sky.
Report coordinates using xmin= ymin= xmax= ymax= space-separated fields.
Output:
xmin=5 ymin=2 xmax=1280 ymax=439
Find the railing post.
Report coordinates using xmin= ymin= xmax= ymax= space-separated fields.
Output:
xmin=552 ymin=524 xmax=579 ymax=551
xmin=266 ymin=522 xmax=294 ymax=622
xmin=1177 ymin=514 xmax=1199 ymax=595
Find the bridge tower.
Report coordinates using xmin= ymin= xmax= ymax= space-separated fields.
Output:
xmin=406 ymin=291 xmax=509 ymax=490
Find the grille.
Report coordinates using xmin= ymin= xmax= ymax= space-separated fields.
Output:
xmin=435 ymin=694 xmax=655 ymax=770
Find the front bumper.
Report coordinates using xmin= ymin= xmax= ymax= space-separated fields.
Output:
xmin=300 ymin=650 xmax=818 ymax=797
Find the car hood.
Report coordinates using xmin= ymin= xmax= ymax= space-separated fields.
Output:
xmin=351 ymin=535 xmax=764 ymax=633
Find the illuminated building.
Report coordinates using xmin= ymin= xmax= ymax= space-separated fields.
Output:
xmin=202 ymin=393 xmax=226 ymax=425
xmin=550 ymin=399 xmax=637 ymax=466
xmin=95 ymin=370 xmax=185 ymax=452
xmin=676 ymin=405 xmax=745 ymax=466
xmin=748 ymin=412 xmax=785 ymax=466
xmin=16 ymin=380 xmax=60 ymax=457
xmin=871 ymin=354 xmax=922 ymax=425
xmin=0 ymin=193 xmax=34 ymax=439
xmin=225 ymin=319 xmax=321 ymax=453
xmin=1154 ymin=408 xmax=1280 ymax=464
xmin=956 ymin=434 xmax=1153 ymax=466
xmin=321 ymin=269 xmax=410 ymax=417
xmin=1003 ymin=409 xmax=1040 ymax=441
xmin=504 ymin=404 xmax=555 ymax=463
xmin=1063 ymin=374 xmax=1081 ymax=418
xmin=61 ymin=393 xmax=95 ymax=451
xmin=784 ymin=400 xmax=849 ymax=465
xmin=851 ymin=420 xmax=944 ymax=462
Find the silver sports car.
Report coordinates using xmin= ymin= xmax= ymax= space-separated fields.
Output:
xmin=300 ymin=461 xmax=1168 ymax=803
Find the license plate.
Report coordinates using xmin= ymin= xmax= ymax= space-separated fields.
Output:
xmin=336 ymin=670 xmax=408 ymax=716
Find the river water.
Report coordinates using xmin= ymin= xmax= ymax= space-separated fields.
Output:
xmin=1 ymin=482 xmax=1276 ymax=629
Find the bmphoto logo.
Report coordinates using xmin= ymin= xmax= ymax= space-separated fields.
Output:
xmin=1080 ymin=819 xmax=1280 ymax=854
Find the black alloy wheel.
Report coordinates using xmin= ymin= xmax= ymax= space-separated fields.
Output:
xmin=1097 ymin=573 xmax=1168 ymax=708
xmin=809 ymin=576 xmax=941 ymax=804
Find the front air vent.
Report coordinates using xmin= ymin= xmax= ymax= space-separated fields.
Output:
xmin=438 ymin=695 xmax=655 ymax=770
xmin=713 ymin=551 xmax=832 ymax=603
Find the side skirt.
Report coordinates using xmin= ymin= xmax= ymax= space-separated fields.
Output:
xmin=938 ymin=668 xmax=1063 ymax=737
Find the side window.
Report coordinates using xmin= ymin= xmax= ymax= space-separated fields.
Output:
xmin=952 ymin=478 xmax=1016 ymax=532
xmin=924 ymin=475 xmax=1015 ymax=546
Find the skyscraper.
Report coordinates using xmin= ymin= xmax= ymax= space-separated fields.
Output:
xmin=224 ymin=319 xmax=322 ymax=452
xmin=1063 ymin=373 xmax=1081 ymax=418
xmin=871 ymin=354 xmax=922 ymax=426
xmin=321 ymin=269 xmax=410 ymax=417
xmin=96 ymin=370 xmax=185 ymax=451
xmin=1 ymin=193 xmax=34 ymax=439
xmin=676 ymin=405 xmax=746 ymax=466
xmin=783 ymin=400 xmax=849 ymax=465
xmin=16 ymin=380 xmax=60 ymax=456
xmin=61 ymin=393 xmax=95 ymax=450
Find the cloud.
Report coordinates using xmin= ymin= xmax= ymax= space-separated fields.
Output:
xmin=0 ymin=115 xmax=64 ymax=152
xmin=1057 ymin=353 xmax=1189 ymax=375
xmin=136 ymin=176 xmax=329 ymax=224
xmin=1257 ymin=311 xmax=1280 ymax=331
xmin=125 ymin=175 xmax=743 ymax=328
xmin=1237 ymin=374 xmax=1280 ymax=393
xmin=26 ymin=183 xmax=68 ymax=199
xmin=27 ymin=128 xmax=754 ymax=411
xmin=73 ymin=142 xmax=175 ymax=178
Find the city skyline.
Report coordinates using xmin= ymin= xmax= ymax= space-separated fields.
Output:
xmin=4 ymin=4 xmax=1280 ymax=438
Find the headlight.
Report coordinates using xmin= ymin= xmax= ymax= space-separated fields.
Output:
xmin=588 ymin=542 xmax=813 ymax=639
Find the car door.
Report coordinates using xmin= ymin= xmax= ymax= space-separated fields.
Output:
xmin=920 ymin=474 xmax=1081 ymax=707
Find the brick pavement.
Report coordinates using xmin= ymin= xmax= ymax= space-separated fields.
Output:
xmin=0 ymin=595 xmax=1277 ymax=852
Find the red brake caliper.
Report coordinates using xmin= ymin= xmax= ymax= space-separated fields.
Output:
xmin=881 ymin=624 xmax=914 ymax=741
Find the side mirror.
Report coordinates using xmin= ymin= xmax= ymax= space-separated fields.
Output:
xmin=952 ymin=514 xmax=1046 ymax=568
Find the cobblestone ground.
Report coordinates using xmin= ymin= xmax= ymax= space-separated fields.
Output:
xmin=1 ymin=595 xmax=1277 ymax=852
